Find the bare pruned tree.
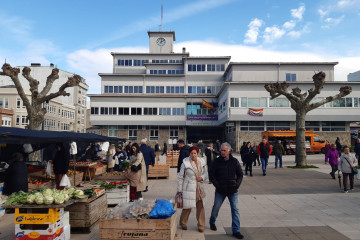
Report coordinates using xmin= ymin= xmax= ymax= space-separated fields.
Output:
xmin=0 ymin=63 xmax=82 ymax=131
xmin=264 ymin=71 xmax=352 ymax=166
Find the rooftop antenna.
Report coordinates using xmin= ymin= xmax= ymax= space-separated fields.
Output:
xmin=159 ymin=2 xmax=163 ymax=31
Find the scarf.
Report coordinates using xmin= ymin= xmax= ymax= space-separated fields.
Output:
xmin=190 ymin=158 xmax=205 ymax=201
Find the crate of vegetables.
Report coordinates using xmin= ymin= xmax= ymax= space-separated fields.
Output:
xmin=28 ymin=178 xmax=53 ymax=191
xmin=94 ymin=181 xmax=129 ymax=205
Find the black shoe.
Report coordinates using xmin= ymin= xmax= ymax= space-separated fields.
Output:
xmin=250 ymin=173 xmax=253 ymax=177
xmin=143 ymin=186 xmax=148 ymax=192
xmin=263 ymin=173 xmax=266 ymax=176
xmin=210 ymin=223 xmax=217 ymax=231
xmin=233 ymin=232 xmax=244 ymax=239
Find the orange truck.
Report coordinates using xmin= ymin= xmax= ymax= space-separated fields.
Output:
xmin=261 ymin=130 xmax=326 ymax=155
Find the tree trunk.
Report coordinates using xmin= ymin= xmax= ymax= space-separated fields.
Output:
xmin=295 ymin=108 xmax=307 ymax=166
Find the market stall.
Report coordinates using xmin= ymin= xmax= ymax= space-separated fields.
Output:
xmin=92 ymin=181 xmax=129 ymax=205
xmin=166 ymin=150 xmax=179 ymax=168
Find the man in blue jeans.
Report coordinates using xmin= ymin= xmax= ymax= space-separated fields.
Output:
xmin=209 ymin=142 xmax=244 ymax=239
xmin=273 ymin=139 xmax=285 ymax=168
xmin=257 ymin=138 xmax=272 ymax=176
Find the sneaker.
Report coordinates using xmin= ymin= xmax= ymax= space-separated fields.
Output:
xmin=344 ymin=190 xmax=348 ymax=194
xmin=138 ymin=197 xmax=144 ymax=200
xmin=350 ymin=188 xmax=354 ymax=191
xmin=233 ymin=232 xmax=244 ymax=239
xmin=210 ymin=223 xmax=217 ymax=231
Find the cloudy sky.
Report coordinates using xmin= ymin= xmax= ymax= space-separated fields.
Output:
xmin=0 ymin=0 xmax=359 ymax=94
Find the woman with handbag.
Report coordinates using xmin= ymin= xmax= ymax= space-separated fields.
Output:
xmin=339 ymin=146 xmax=357 ymax=193
xmin=177 ymin=146 xmax=207 ymax=232
xmin=129 ymin=143 xmax=147 ymax=200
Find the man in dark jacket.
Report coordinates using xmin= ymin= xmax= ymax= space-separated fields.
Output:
xmin=176 ymin=139 xmax=190 ymax=173
xmin=3 ymin=152 xmax=28 ymax=195
xmin=50 ymin=142 xmax=70 ymax=189
xmin=140 ymin=139 xmax=155 ymax=191
xmin=205 ymin=143 xmax=219 ymax=183
xmin=257 ymin=138 xmax=272 ymax=176
xmin=125 ymin=141 xmax=133 ymax=159
xmin=209 ymin=142 xmax=244 ymax=239
xmin=273 ymin=139 xmax=285 ymax=168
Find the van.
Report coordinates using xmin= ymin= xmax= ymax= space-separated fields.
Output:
xmin=261 ymin=130 xmax=326 ymax=155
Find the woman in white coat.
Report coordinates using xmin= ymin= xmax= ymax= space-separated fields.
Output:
xmin=177 ymin=146 xmax=207 ymax=232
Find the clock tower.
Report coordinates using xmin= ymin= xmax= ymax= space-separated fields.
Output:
xmin=148 ymin=31 xmax=175 ymax=54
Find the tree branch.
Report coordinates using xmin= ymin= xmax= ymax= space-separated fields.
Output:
xmin=264 ymin=82 xmax=299 ymax=103
xmin=307 ymin=86 xmax=352 ymax=112
xmin=305 ymin=71 xmax=325 ymax=104
xmin=1 ymin=63 xmax=31 ymax=108
xmin=22 ymin=67 xmax=40 ymax=99
xmin=39 ymin=68 xmax=59 ymax=97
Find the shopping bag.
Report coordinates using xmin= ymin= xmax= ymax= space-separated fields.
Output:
xmin=175 ymin=192 xmax=183 ymax=209
xmin=46 ymin=162 xmax=53 ymax=176
xmin=60 ymin=174 xmax=71 ymax=188
xmin=114 ymin=156 xmax=119 ymax=165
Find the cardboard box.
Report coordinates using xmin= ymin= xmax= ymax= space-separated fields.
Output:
xmin=15 ymin=220 xmax=64 ymax=240
xmin=15 ymin=208 xmax=64 ymax=225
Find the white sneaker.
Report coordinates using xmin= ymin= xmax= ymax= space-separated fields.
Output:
xmin=138 ymin=197 xmax=144 ymax=200
xmin=344 ymin=190 xmax=348 ymax=194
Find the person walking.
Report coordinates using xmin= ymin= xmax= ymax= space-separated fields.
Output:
xmin=273 ymin=139 xmax=285 ymax=168
xmin=209 ymin=142 xmax=244 ymax=239
xmin=177 ymin=146 xmax=207 ymax=232
xmin=257 ymin=138 xmax=272 ymax=176
xmin=240 ymin=141 xmax=247 ymax=166
xmin=3 ymin=153 xmax=28 ymax=196
xmin=161 ymin=142 xmax=168 ymax=156
xmin=197 ymin=140 xmax=205 ymax=157
xmin=140 ymin=139 xmax=155 ymax=192
xmin=177 ymin=139 xmax=190 ymax=173
xmin=125 ymin=141 xmax=132 ymax=159
xmin=205 ymin=143 xmax=219 ymax=184
xmin=335 ymin=137 xmax=342 ymax=155
xmin=51 ymin=143 xmax=70 ymax=190
xmin=129 ymin=143 xmax=147 ymax=200
xmin=107 ymin=144 xmax=116 ymax=172
xmin=339 ymin=146 xmax=357 ymax=193
xmin=154 ymin=141 xmax=161 ymax=164
xmin=243 ymin=142 xmax=256 ymax=176
xmin=325 ymin=144 xmax=339 ymax=179
xmin=354 ymin=138 xmax=360 ymax=166
xmin=252 ymin=143 xmax=260 ymax=166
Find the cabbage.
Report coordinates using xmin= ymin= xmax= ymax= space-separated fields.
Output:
xmin=34 ymin=192 xmax=43 ymax=197
xmin=35 ymin=195 xmax=44 ymax=205
xmin=44 ymin=196 xmax=54 ymax=205
xmin=67 ymin=187 xmax=76 ymax=197
xmin=64 ymin=194 xmax=70 ymax=202
xmin=75 ymin=190 xmax=84 ymax=196
xmin=54 ymin=195 xmax=65 ymax=204
xmin=27 ymin=194 xmax=36 ymax=204
xmin=43 ymin=189 xmax=53 ymax=197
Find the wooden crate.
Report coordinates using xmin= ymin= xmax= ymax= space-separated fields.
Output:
xmin=28 ymin=181 xmax=53 ymax=191
xmin=99 ymin=204 xmax=177 ymax=240
xmin=106 ymin=185 xmax=130 ymax=205
xmin=95 ymin=172 xmax=126 ymax=180
xmin=68 ymin=172 xmax=84 ymax=186
xmin=65 ymin=194 xmax=107 ymax=228
xmin=148 ymin=165 xmax=170 ymax=179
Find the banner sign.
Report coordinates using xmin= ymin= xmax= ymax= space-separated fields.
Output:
xmin=187 ymin=115 xmax=218 ymax=121
xmin=247 ymin=108 xmax=263 ymax=117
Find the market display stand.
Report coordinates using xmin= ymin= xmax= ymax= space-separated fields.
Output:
xmin=69 ymin=162 xmax=106 ymax=181
xmin=5 ymin=200 xmax=75 ymax=240
xmin=28 ymin=171 xmax=84 ymax=188
xmin=106 ymin=185 xmax=129 ymax=206
xmin=94 ymin=172 xmax=126 ymax=181
xmin=166 ymin=151 xmax=179 ymax=168
xmin=148 ymin=165 xmax=170 ymax=179
xmin=99 ymin=204 xmax=178 ymax=240
xmin=65 ymin=193 xmax=107 ymax=233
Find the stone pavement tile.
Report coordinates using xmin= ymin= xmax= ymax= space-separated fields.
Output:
xmin=275 ymin=233 xmax=302 ymax=240
xmin=341 ymin=231 xmax=360 ymax=240
xmin=296 ymin=232 xmax=327 ymax=240
xmin=288 ymin=226 xmax=317 ymax=234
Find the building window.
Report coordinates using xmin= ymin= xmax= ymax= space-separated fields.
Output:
xmin=354 ymin=98 xmax=360 ymax=107
xmin=17 ymin=98 xmax=21 ymax=108
xmin=118 ymin=59 xmax=133 ymax=66
xmin=286 ymin=73 xmax=296 ymax=82
xmin=131 ymin=108 xmax=142 ymax=115
xmin=118 ymin=107 xmax=130 ymax=115
xmin=240 ymin=121 xmax=265 ymax=131
xmin=109 ymin=107 xmax=117 ymax=115
xmin=269 ymin=98 xmax=290 ymax=107
xmin=230 ymin=98 xmax=239 ymax=107
xmin=321 ymin=121 xmax=345 ymax=131
xmin=172 ymin=108 xmax=185 ymax=115
xmin=241 ymin=98 xmax=267 ymax=108
xmin=21 ymin=116 xmax=28 ymax=125
xmin=150 ymin=127 xmax=159 ymax=141
xmin=129 ymin=127 xmax=137 ymax=140
xmin=305 ymin=121 xmax=321 ymax=131
xmin=144 ymin=108 xmax=157 ymax=115
xmin=16 ymin=115 xmax=20 ymax=125
xmin=159 ymin=108 xmax=171 ymax=115
xmin=266 ymin=121 xmax=290 ymax=131
xmin=170 ymin=127 xmax=178 ymax=139
xmin=1 ymin=116 xmax=11 ymax=126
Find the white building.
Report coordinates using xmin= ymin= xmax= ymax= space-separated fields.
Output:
xmin=0 ymin=64 xmax=88 ymax=132
xmin=89 ymin=31 xmax=360 ymax=150
xmin=348 ymin=70 xmax=360 ymax=82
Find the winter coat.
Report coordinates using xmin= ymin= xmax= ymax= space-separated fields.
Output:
xmin=107 ymin=145 xmax=116 ymax=168
xmin=355 ymin=142 xmax=360 ymax=157
xmin=273 ymin=143 xmax=285 ymax=155
xmin=177 ymin=157 xmax=207 ymax=209
xmin=257 ymin=143 xmax=272 ymax=159
xmin=3 ymin=161 xmax=28 ymax=195
xmin=53 ymin=145 xmax=70 ymax=175
xmin=325 ymin=149 xmax=339 ymax=165
xmin=140 ymin=144 xmax=155 ymax=167
xmin=177 ymin=145 xmax=190 ymax=173
xmin=339 ymin=153 xmax=356 ymax=173
xmin=243 ymin=147 xmax=256 ymax=164
xmin=324 ymin=144 xmax=331 ymax=155
xmin=210 ymin=154 xmax=243 ymax=195
xmin=129 ymin=152 xmax=147 ymax=191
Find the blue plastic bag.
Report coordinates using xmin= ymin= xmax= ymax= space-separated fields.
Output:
xmin=149 ymin=199 xmax=176 ymax=219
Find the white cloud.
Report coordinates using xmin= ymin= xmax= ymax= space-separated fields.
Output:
xmin=283 ymin=20 xmax=296 ymax=30
xmin=337 ymin=0 xmax=359 ymax=7
xmin=322 ymin=15 xmax=345 ymax=28
xmin=318 ymin=9 xmax=328 ymax=18
xmin=67 ymin=41 xmax=360 ymax=94
xmin=291 ymin=5 xmax=306 ymax=20
xmin=244 ymin=18 xmax=263 ymax=44
xmin=263 ymin=26 xmax=286 ymax=43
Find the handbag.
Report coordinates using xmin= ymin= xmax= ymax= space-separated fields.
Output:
xmin=343 ymin=156 xmax=358 ymax=174
xmin=175 ymin=192 xmax=183 ymax=209
xmin=131 ymin=163 xmax=142 ymax=172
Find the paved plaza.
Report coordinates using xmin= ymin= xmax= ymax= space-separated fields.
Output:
xmin=1 ymin=153 xmax=360 ymax=240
